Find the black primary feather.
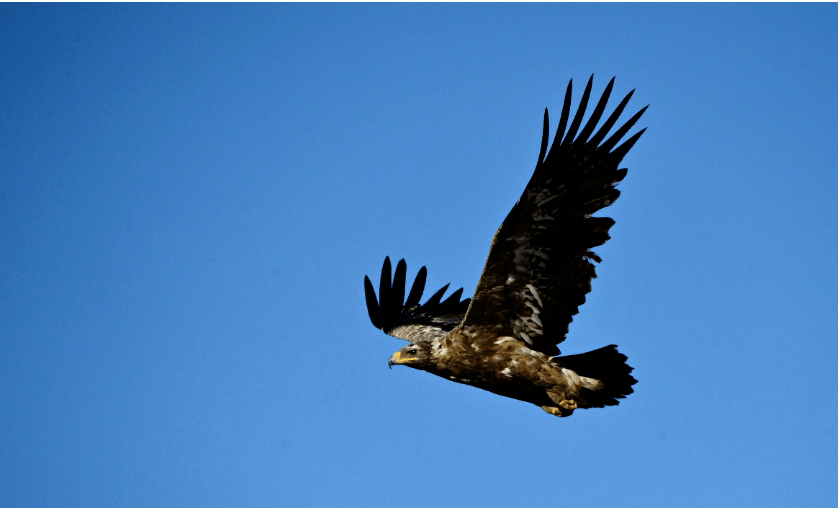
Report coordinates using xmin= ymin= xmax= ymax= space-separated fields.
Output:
xmin=561 ymin=75 xmax=593 ymax=145
xmin=576 ymin=77 xmax=613 ymax=143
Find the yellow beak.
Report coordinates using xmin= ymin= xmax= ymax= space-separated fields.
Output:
xmin=388 ymin=350 xmax=417 ymax=369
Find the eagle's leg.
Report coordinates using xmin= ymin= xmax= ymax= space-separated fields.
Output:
xmin=540 ymin=401 xmax=577 ymax=417
xmin=541 ymin=390 xmax=579 ymax=417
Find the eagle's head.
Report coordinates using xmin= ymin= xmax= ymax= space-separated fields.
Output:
xmin=388 ymin=341 xmax=434 ymax=371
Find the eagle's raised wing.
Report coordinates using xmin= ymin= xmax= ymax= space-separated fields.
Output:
xmin=365 ymin=257 xmax=471 ymax=342
xmin=460 ymin=76 xmax=647 ymax=356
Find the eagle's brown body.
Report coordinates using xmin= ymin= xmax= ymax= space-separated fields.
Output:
xmin=390 ymin=327 xmax=633 ymax=417
xmin=366 ymin=77 xmax=645 ymax=417
xmin=429 ymin=332 xmax=580 ymax=415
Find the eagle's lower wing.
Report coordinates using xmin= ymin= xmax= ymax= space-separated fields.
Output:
xmin=365 ymin=257 xmax=471 ymax=342
xmin=460 ymin=77 xmax=646 ymax=355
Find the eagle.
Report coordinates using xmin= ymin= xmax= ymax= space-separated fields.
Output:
xmin=364 ymin=76 xmax=646 ymax=417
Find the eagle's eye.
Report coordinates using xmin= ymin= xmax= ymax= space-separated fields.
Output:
xmin=407 ymin=349 xmax=417 ymax=355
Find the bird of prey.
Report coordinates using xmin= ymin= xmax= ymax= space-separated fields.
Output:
xmin=364 ymin=76 xmax=645 ymax=417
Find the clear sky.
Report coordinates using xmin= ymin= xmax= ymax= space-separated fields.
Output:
xmin=0 ymin=3 xmax=835 ymax=507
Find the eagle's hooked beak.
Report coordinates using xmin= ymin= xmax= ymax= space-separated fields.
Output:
xmin=388 ymin=350 xmax=419 ymax=369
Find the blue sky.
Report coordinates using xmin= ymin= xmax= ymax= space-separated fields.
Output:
xmin=0 ymin=3 xmax=835 ymax=507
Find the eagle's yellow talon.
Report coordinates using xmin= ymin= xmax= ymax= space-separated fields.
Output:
xmin=541 ymin=405 xmax=573 ymax=417
xmin=559 ymin=400 xmax=578 ymax=410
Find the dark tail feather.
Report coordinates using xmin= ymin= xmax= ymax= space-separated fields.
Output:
xmin=558 ymin=345 xmax=637 ymax=408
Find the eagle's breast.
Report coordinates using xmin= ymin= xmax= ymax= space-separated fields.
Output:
xmin=429 ymin=332 xmax=562 ymax=396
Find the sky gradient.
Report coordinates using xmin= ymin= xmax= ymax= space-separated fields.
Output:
xmin=1 ymin=4 xmax=836 ymax=507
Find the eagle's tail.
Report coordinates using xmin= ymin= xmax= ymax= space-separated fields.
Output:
xmin=558 ymin=345 xmax=637 ymax=408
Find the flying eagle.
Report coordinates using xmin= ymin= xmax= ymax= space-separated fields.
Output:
xmin=364 ymin=77 xmax=646 ymax=417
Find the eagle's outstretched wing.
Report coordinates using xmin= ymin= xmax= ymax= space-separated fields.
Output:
xmin=460 ymin=76 xmax=647 ymax=355
xmin=365 ymin=257 xmax=471 ymax=342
